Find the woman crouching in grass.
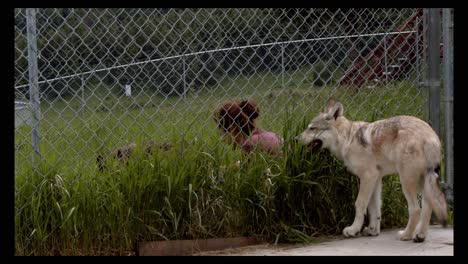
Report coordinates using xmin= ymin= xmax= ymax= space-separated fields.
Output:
xmin=213 ymin=98 xmax=284 ymax=156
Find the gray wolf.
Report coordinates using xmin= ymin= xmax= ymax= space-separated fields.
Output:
xmin=213 ymin=98 xmax=283 ymax=155
xmin=295 ymin=98 xmax=448 ymax=242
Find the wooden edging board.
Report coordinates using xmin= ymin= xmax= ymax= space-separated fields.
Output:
xmin=138 ymin=236 xmax=258 ymax=256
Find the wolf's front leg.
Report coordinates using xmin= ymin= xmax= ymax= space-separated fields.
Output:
xmin=362 ymin=177 xmax=382 ymax=236
xmin=343 ymin=172 xmax=379 ymax=237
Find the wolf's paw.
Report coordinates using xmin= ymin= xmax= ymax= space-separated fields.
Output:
xmin=397 ymin=230 xmax=413 ymax=241
xmin=343 ymin=226 xmax=360 ymax=237
xmin=362 ymin=226 xmax=380 ymax=236
xmin=412 ymin=233 xmax=426 ymax=243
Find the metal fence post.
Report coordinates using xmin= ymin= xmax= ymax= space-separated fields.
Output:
xmin=26 ymin=8 xmax=41 ymax=163
xmin=442 ymin=8 xmax=454 ymax=204
xmin=81 ymin=75 xmax=86 ymax=117
xmin=183 ymin=55 xmax=187 ymax=99
xmin=281 ymin=43 xmax=285 ymax=89
xmin=422 ymin=9 xmax=428 ymax=120
xmin=383 ymin=38 xmax=388 ymax=83
xmin=415 ymin=17 xmax=420 ymax=90
xmin=427 ymin=8 xmax=441 ymax=137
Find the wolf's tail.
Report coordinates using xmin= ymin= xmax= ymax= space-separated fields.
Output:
xmin=424 ymin=165 xmax=448 ymax=227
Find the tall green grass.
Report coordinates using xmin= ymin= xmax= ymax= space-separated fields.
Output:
xmin=15 ymin=69 xmax=434 ymax=255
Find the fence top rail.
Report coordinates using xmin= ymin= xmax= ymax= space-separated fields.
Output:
xmin=14 ymin=30 xmax=416 ymax=89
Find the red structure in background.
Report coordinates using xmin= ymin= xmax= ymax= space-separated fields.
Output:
xmin=338 ymin=9 xmax=442 ymax=88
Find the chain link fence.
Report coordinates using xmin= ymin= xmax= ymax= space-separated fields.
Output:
xmin=14 ymin=8 xmax=452 ymax=254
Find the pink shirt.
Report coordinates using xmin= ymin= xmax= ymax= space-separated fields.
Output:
xmin=241 ymin=128 xmax=284 ymax=155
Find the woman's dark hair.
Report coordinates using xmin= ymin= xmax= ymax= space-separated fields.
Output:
xmin=214 ymin=98 xmax=260 ymax=135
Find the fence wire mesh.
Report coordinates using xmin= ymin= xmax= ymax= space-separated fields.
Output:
xmin=15 ymin=8 xmax=437 ymax=252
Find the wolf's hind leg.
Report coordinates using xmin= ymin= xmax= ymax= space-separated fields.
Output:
xmin=397 ymin=173 xmax=421 ymax=241
xmin=413 ymin=193 xmax=432 ymax=242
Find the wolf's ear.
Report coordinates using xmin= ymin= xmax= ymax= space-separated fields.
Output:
xmin=324 ymin=98 xmax=343 ymax=120
xmin=324 ymin=98 xmax=337 ymax=112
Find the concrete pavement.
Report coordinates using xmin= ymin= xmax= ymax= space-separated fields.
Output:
xmin=196 ymin=225 xmax=453 ymax=256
